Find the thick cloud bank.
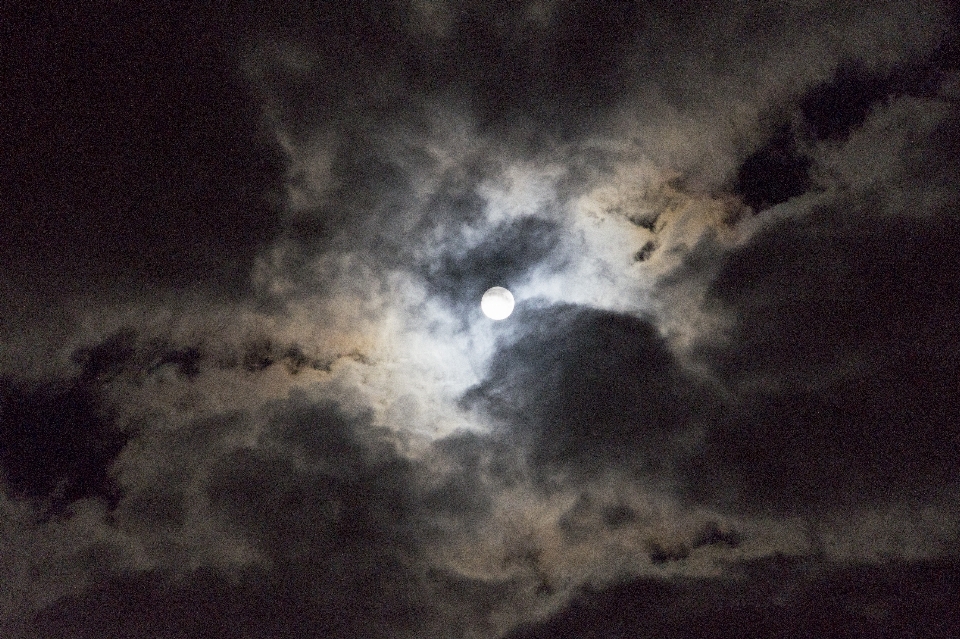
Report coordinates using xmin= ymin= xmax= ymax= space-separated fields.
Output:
xmin=2 ymin=1 xmax=959 ymax=637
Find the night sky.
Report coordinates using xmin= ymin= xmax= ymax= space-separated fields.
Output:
xmin=2 ymin=2 xmax=960 ymax=637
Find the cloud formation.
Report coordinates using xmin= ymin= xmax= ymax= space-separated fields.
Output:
xmin=2 ymin=0 xmax=959 ymax=636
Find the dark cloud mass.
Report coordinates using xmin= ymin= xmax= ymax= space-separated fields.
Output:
xmin=465 ymin=305 xmax=715 ymax=478
xmin=506 ymin=557 xmax=960 ymax=638
xmin=2 ymin=0 xmax=959 ymax=637
xmin=687 ymin=211 xmax=960 ymax=511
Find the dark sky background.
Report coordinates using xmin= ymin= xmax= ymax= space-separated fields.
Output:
xmin=2 ymin=1 xmax=960 ymax=637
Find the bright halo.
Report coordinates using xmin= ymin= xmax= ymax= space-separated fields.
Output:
xmin=481 ymin=286 xmax=515 ymax=320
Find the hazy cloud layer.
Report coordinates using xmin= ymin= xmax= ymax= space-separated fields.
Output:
xmin=2 ymin=0 xmax=959 ymax=637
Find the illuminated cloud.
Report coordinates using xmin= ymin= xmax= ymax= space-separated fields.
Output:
xmin=1 ymin=1 xmax=958 ymax=637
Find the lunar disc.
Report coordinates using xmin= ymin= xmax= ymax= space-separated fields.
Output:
xmin=481 ymin=286 xmax=515 ymax=320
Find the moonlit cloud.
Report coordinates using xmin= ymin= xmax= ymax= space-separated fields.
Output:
xmin=2 ymin=1 xmax=959 ymax=637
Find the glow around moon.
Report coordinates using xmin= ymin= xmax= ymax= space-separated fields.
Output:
xmin=481 ymin=286 xmax=515 ymax=320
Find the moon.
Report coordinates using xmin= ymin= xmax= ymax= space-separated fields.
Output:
xmin=481 ymin=286 xmax=515 ymax=320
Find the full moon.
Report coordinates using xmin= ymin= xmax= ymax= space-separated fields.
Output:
xmin=481 ymin=286 xmax=515 ymax=320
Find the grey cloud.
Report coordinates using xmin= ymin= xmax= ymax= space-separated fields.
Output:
xmin=424 ymin=216 xmax=563 ymax=311
xmin=69 ymin=327 xmax=367 ymax=383
xmin=505 ymin=556 xmax=960 ymax=639
xmin=679 ymin=208 xmax=960 ymax=513
xmin=22 ymin=391 xmax=519 ymax=639
xmin=464 ymin=304 xmax=719 ymax=480
xmin=731 ymin=49 xmax=960 ymax=214
xmin=4 ymin=1 xmax=960 ymax=637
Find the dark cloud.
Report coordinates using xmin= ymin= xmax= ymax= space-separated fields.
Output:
xmin=505 ymin=556 xmax=960 ymax=639
xmin=253 ymin=0 xmax=644 ymax=142
xmin=733 ymin=26 xmax=960 ymax=213
xmin=634 ymin=239 xmax=659 ymax=262
xmin=693 ymin=520 xmax=742 ymax=550
xmin=146 ymin=343 xmax=204 ymax=379
xmin=66 ymin=327 xmax=364 ymax=384
xmin=286 ymin=139 xmax=413 ymax=246
xmin=646 ymin=520 xmax=741 ymax=565
xmin=30 ymin=560 xmax=537 ymax=639
xmin=3 ymin=1 xmax=960 ymax=637
xmin=32 ymin=562 xmax=426 ymax=639
xmin=70 ymin=330 xmax=138 ymax=385
xmin=455 ymin=0 xmax=642 ymax=129
xmin=120 ymin=475 xmax=186 ymax=533
xmin=799 ymin=35 xmax=960 ymax=144
xmin=24 ymin=392 xmax=512 ymax=639
xmin=464 ymin=304 xmax=718 ymax=479
xmin=683 ymin=209 xmax=960 ymax=512
xmin=800 ymin=61 xmax=900 ymax=143
xmin=558 ymin=493 xmax=642 ymax=543
xmin=420 ymin=431 xmax=508 ymax=518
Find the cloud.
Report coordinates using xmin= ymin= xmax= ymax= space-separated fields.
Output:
xmin=463 ymin=304 xmax=718 ymax=480
xmin=423 ymin=216 xmax=563 ymax=311
xmin=674 ymin=189 xmax=960 ymax=515
xmin=2 ymin=1 xmax=959 ymax=637
xmin=504 ymin=556 xmax=960 ymax=639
